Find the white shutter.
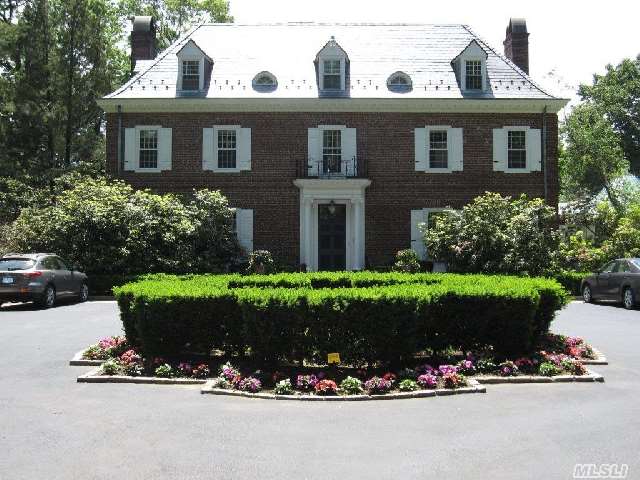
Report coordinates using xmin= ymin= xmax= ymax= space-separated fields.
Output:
xmin=158 ymin=128 xmax=172 ymax=171
xmin=343 ymin=127 xmax=357 ymax=175
xmin=307 ymin=128 xmax=321 ymax=176
xmin=449 ymin=127 xmax=464 ymax=171
xmin=414 ymin=128 xmax=427 ymax=171
xmin=239 ymin=127 xmax=252 ymax=171
xmin=492 ymin=128 xmax=507 ymax=171
xmin=202 ymin=128 xmax=214 ymax=170
xmin=235 ymin=208 xmax=254 ymax=254
xmin=124 ymin=128 xmax=136 ymax=171
xmin=410 ymin=209 xmax=427 ymax=260
xmin=527 ymin=128 xmax=542 ymax=172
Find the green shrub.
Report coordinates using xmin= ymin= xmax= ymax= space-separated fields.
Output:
xmin=339 ymin=376 xmax=364 ymax=395
xmin=538 ymin=362 xmax=561 ymax=377
xmin=3 ymin=178 xmax=239 ymax=275
xmin=246 ymin=250 xmax=276 ymax=274
xmin=101 ymin=359 xmax=120 ymax=375
xmin=154 ymin=363 xmax=175 ymax=378
xmin=274 ymin=379 xmax=294 ymax=395
xmin=393 ymin=249 xmax=421 ymax=273
xmin=425 ymin=192 xmax=559 ymax=276
xmin=115 ymin=272 xmax=567 ymax=364
xmin=398 ymin=379 xmax=419 ymax=391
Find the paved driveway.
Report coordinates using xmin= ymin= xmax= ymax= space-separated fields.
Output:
xmin=0 ymin=300 xmax=638 ymax=480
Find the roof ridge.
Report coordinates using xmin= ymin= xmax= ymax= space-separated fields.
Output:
xmin=107 ymin=23 xmax=205 ymax=99
xmin=460 ymin=24 xmax=558 ymax=99
xmin=196 ymin=22 xmax=466 ymax=27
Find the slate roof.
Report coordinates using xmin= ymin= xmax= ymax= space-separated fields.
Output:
xmin=106 ymin=22 xmax=560 ymax=100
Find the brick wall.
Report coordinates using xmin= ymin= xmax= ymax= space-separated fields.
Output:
xmin=105 ymin=111 xmax=559 ymax=267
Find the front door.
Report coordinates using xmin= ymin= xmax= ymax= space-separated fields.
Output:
xmin=318 ymin=204 xmax=346 ymax=271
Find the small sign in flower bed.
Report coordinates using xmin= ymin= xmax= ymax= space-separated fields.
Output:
xmin=75 ymin=333 xmax=603 ymax=396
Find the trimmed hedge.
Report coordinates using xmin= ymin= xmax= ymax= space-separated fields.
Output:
xmin=114 ymin=272 xmax=568 ymax=365
xmin=89 ymin=274 xmax=140 ymax=296
xmin=549 ymin=271 xmax=588 ymax=296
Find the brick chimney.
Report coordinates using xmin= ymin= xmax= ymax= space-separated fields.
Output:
xmin=131 ymin=16 xmax=156 ymax=72
xmin=503 ymin=18 xmax=529 ymax=74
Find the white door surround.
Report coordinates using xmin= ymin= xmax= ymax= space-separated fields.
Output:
xmin=293 ymin=179 xmax=371 ymax=271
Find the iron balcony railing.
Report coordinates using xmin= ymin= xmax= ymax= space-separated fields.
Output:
xmin=298 ymin=156 xmax=366 ymax=178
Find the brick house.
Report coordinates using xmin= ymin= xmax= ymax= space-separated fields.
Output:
xmin=100 ymin=18 xmax=567 ymax=271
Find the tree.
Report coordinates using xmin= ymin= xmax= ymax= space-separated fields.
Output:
xmin=579 ymin=57 xmax=640 ymax=175
xmin=119 ymin=0 xmax=232 ymax=51
xmin=560 ymin=103 xmax=629 ymax=212
xmin=424 ymin=192 xmax=559 ymax=276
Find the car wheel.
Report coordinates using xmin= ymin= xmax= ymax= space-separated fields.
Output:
xmin=582 ymin=284 xmax=593 ymax=303
xmin=623 ymin=287 xmax=635 ymax=310
xmin=37 ymin=285 xmax=56 ymax=309
xmin=79 ymin=283 xmax=89 ymax=303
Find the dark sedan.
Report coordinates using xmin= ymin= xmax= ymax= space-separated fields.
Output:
xmin=581 ymin=258 xmax=640 ymax=310
xmin=0 ymin=253 xmax=88 ymax=308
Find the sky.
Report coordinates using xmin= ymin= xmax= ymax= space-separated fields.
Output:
xmin=229 ymin=0 xmax=640 ymax=100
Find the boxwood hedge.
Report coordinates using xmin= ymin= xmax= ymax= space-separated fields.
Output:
xmin=114 ymin=272 xmax=568 ymax=365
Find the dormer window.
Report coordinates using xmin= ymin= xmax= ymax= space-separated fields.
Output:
xmin=452 ymin=40 xmax=488 ymax=93
xmin=252 ymin=71 xmax=277 ymax=91
xmin=387 ymin=71 xmax=412 ymax=92
xmin=176 ymin=39 xmax=211 ymax=93
xmin=181 ymin=60 xmax=200 ymax=91
xmin=315 ymin=37 xmax=348 ymax=94
xmin=322 ymin=60 xmax=341 ymax=89
xmin=465 ymin=61 xmax=482 ymax=90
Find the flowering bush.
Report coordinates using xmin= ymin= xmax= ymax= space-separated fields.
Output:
xmin=274 ymin=379 xmax=294 ymax=395
xmin=119 ymin=350 xmax=144 ymax=376
xmin=314 ymin=379 xmax=338 ymax=395
xmin=539 ymin=362 xmax=561 ymax=377
xmin=498 ymin=361 xmax=519 ymax=377
xmin=382 ymin=372 xmax=397 ymax=384
xmin=192 ymin=363 xmax=210 ymax=379
xmin=340 ymin=376 xmax=364 ymax=395
xmin=438 ymin=365 xmax=458 ymax=376
xmin=398 ymin=379 xmax=419 ymax=392
xmin=83 ymin=336 xmax=128 ymax=360
xmin=564 ymin=336 xmax=596 ymax=359
xmin=219 ymin=362 xmax=240 ymax=382
xmin=443 ymin=373 xmax=466 ymax=389
xmin=238 ymin=376 xmax=262 ymax=393
xmin=457 ymin=359 xmax=476 ymax=375
xmin=417 ymin=374 xmax=438 ymax=389
xmin=177 ymin=362 xmax=193 ymax=376
xmin=415 ymin=364 xmax=436 ymax=376
xmin=154 ymin=363 xmax=175 ymax=378
xmin=561 ymin=359 xmax=587 ymax=376
xmin=364 ymin=376 xmax=393 ymax=394
xmin=101 ymin=359 xmax=120 ymax=375
xmin=296 ymin=374 xmax=318 ymax=392
xmin=514 ymin=357 xmax=537 ymax=374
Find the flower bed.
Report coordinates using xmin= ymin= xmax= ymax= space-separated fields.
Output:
xmin=75 ymin=332 xmax=604 ymax=395
xmin=114 ymin=272 xmax=567 ymax=363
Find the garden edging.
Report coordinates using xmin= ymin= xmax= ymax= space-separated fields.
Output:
xmin=69 ymin=350 xmax=105 ymax=367
xmin=475 ymin=369 xmax=604 ymax=384
xmin=77 ymin=368 xmax=207 ymax=385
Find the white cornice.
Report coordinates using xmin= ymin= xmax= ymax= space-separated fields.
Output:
xmin=99 ymin=98 xmax=569 ymax=114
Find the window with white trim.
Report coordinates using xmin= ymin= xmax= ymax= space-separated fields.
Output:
xmin=429 ymin=130 xmax=448 ymax=169
xmin=217 ymin=129 xmax=237 ymax=169
xmin=181 ymin=60 xmax=200 ymax=91
xmin=465 ymin=60 xmax=483 ymax=90
xmin=138 ymin=129 xmax=158 ymax=169
xmin=252 ymin=71 xmax=277 ymax=91
xmin=322 ymin=129 xmax=342 ymax=173
xmin=322 ymin=59 xmax=341 ymax=90
xmin=507 ymin=130 xmax=527 ymax=169
xmin=387 ymin=71 xmax=412 ymax=92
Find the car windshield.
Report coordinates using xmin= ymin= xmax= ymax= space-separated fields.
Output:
xmin=631 ymin=259 xmax=640 ymax=269
xmin=0 ymin=258 xmax=36 ymax=271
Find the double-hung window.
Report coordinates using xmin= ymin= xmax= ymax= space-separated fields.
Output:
xmin=465 ymin=60 xmax=483 ymax=90
xmin=322 ymin=60 xmax=341 ymax=90
xmin=429 ymin=131 xmax=448 ymax=169
xmin=217 ymin=129 xmax=237 ymax=169
xmin=182 ymin=60 xmax=200 ymax=91
xmin=507 ymin=130 xmax=527 ymax=169
xmin=322 ymin=129 xmax=342 ymax=173
xmin=138 ymin=129 xmax=158 ymax=169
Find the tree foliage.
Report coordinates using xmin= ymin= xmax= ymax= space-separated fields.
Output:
xmin=2 ymin=178 xmax=240 ymax=274
xmin=579 ymin=56 xmax=640 ymax=175
xmin=424 ymin=192 xmax=559 ymax=276
xmin=560 ymin=103 xmax=629 ymax=211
